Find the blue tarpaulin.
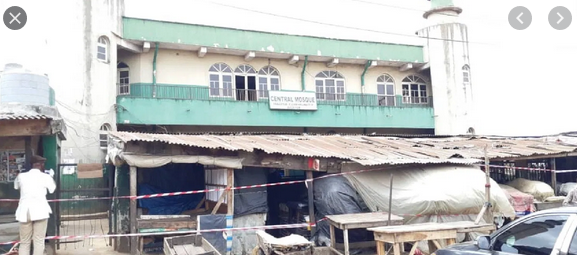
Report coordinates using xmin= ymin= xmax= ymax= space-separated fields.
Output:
xmin=137 ymin=164 xmax=205 ymax=215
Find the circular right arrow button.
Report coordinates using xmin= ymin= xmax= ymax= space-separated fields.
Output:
xmin=549 ymin=6 xmax=572 ymax=30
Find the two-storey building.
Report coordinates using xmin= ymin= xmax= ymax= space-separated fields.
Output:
xmin=42 ymin=0 xmax=475 ymax=164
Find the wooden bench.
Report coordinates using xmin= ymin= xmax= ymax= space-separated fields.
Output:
xmin=326 ymin=212 xmax=404 ymax=255
xmin=368 ymin=221 xmax=495 ymax=255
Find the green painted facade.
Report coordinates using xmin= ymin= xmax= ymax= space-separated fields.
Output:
xmin=116 ymin=84 xmax=434 ymax=129
xmin=431 ymin=0 xmax=454 ymax=8
xmin=122 ymin=18 xmax=424 ymax=63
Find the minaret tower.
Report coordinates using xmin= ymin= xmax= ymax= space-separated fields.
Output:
xmin=418 ymin=0 xmax=475 ymax=135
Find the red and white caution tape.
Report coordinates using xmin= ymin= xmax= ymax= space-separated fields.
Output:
xmin=0 ymin=218 xmax=327 ymax=246
xmin=1 ymin=163 xmax=562 ymax=203
xmin=0 ymin=168 xmax=387 ymax=203
xmin=479 ymin=164 xmax=552 ymax=172
xmin=0 ymin=211 xmax=488 ymax=246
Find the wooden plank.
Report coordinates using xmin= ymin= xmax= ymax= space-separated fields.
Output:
xmin=306 ymin=170 xmax=316 ymax=235
xmin=130 ymin=166 xmax=138 ymax=255
xmin=211 ymin=191 xmax=227 ymax=214
xmin=137 ymin=219 xmax=197 ymax=230
xmin=327 ymin=212 xmax=404 ymax=230
xmin=227 ymin=169 xmax=234 ymax=215
xmin=374 ymin=229 xmax=456 ymax=243
xmin=369 ymin=221 xmax=493 ymax=234
xmin=0 ymin=119 xmax=52 ymax=137
xmin=551 ymin=158 xmax=557 ymax=196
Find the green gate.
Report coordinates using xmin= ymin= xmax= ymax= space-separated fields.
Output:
xmin=54 ymin=163 xmax=114 ymax=249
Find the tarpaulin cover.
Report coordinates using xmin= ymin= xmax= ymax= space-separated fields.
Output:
xmin=344 ymin=165 xmax=516 ymax=224
xmin=498 ymin=184 xmax=535 ymax=213
xmin=506 ymin=178 xmax=555 ymax=202
xmin=137 ymin=164 xmax=205 ymax=215
xmin=234 ymin=168 xmax=268 ymax=217
xmin=198 ymin=214 xmax=227 ymax=255
xmin=560 ymin=182 xmax=577 ymax=196
xmin=311 ymin=175 xmax=370 ymax=247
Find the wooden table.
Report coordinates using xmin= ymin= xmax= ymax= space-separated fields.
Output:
xmin=368 ymin=221 xmax=495 ymax=255
xmin=326 ymin=212 xmax=404 ymax=255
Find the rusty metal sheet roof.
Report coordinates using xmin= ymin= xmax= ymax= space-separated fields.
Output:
xmin=0 ymin=114 xmax=51 ymax=120
xmin=107 ymin=132 xmax=577 ymax=166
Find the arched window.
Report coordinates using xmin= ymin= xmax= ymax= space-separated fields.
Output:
xmin=117 ymin=62 xmax=130 ymax=95
xmin=257 ymin=66 xmax=280 ymax=98
xmin=97 ymin=36 xmax=109 ymax=62
xmin=209 ymin=63 xmax=233 ymax=97
xmin=377 ymin=74 xmax=395 ymax=106
xmin=99 ymin=123 xmax=112 ymax=149
xmin=315 ymin=71 xmax=345 ymax=101
xmin=234 ymin=64 xmax=257 ymax=101
xmin=402 ymin=75 xmax=428 ymax=104
xmin=462 ymin=65 xmax=470 ymax=85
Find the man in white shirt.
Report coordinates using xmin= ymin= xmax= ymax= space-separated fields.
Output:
xmin=14 ymin=155 xmax=56 ymax=255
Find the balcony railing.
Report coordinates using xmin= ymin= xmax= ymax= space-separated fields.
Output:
xmin=118 ymin=84 xmax=433 ymax=108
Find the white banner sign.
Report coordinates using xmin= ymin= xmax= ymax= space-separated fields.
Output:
xmin=268 ymin=91 xmax=317 ymax=110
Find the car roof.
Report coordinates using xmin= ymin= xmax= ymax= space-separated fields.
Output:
xmin=524 ymin=206 xmax=577 ymax=216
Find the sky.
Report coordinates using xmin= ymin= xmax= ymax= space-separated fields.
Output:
xmin=1 ymin=0 xmax=576 ymax=136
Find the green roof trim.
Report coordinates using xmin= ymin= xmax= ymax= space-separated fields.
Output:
xmin=122 ymin=17 xmax=424 ymax=63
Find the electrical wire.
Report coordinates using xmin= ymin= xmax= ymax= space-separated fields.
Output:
xmin=347 ymin=0 xmax=499 ymax=21
xmin=199 ymin=0 xmax=496 ymax=45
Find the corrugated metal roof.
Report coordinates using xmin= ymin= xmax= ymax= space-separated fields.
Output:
xmin=109 ymin=132 xmax=577 ymax=166
xmin=0 ymin=114 xmax=52 ymax=120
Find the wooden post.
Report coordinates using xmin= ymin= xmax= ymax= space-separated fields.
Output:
xmin=484 ymin=146 xmax=493 ymax=222
xmin=227 ymin=169 xmax=234 ymax=215
xmin=387 ymin=173 xmax=393 ymax=226
xmin=551 ymin=158 xmax=557 ymax=195
xmin=129 ymin=166 xmax=138 ymax=255
xmin=306 ymin=171 xmax=316 ymax=235
xmin=226 ymin=169 xmax=234 ymax=255
xmin=24 ymin=136 xmax=32 ymax=170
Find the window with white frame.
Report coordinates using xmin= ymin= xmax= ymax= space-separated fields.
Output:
xmin=402 ymin=75 xmax=428 ymax=104
xmin=234 ymin=64 xmax=257 ymax=101
xmin=257 ymin=66 xmax=280 ymax=98
xmin=462 ymin=64 xmax=470 ymax=98
xmin=315 ymin=71 xmax=345 ymax=101
xmin=377 ymin=74 xmax=395 ymax=106
xmin=117 ymin=62 xmax=130 ymax=95
xmin=99 ymin=124 xmax=112 ymax=149
xmin=209 ymin=63 xmax=233 ymax=97
xmin=97 ymin=36 xmax=109 ymax=62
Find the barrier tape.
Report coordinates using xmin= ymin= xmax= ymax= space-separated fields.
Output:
xmin=0 ymin=163 xmax=563 ymax=203
xmin=0 ymin=211 xmax=493 ymax=246
xmin=478 ymin=164 xmax=552 ymax=172
xmin=482 ymin=164 xmax=577 ymax=173
xmin=0 ymin=168 xmax=385 ymax=203
xmin=0 ymin=218 xmax=329 ymax=246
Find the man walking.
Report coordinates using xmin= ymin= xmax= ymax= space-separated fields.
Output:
xmin=14 ymin=155 xmax=56 ymax=255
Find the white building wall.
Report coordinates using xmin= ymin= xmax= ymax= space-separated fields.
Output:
xmin=418 ymin=12 xmax=473 ymax=136
xmin=120 ymin=49 xmax=430 ymax=96
xmin=42 ymin=0 xmax=123 ymax=164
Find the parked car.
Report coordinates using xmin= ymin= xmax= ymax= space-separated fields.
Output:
xmin=434 ymin=207 xmax=577 ymax=255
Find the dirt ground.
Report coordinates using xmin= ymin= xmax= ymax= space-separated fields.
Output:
xmin=55 ymin=218 xmax=124 ymax=255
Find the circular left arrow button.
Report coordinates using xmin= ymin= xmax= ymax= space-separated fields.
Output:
xmin=509 ymin=6 xmax=532 ymax=30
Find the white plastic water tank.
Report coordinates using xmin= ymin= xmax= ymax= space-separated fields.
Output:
xmin=0 ymin=63 xmax=51 ymax=106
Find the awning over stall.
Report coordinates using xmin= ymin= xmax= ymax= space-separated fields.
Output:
xmin=106 ymin=131 xmax=577 ymax=168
